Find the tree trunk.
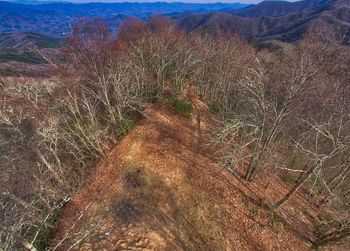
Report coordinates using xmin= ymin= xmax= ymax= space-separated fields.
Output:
xmin=245 ymin=149 xmax=265 ymax=181
xmin=312 ymin=228 xmax=350 ymax=249
xmin=272 ymin=165 xmax=314 ymax=210
xmin=245 ymin=156 xmax=260 ymax=181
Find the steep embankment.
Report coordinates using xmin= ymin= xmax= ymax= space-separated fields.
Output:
xmin=52 ymin=97 xmax=336 ymax=250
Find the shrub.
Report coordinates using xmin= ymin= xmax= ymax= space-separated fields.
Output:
xmin=163 ymin=97 xmax=193 ymax=117
xmin=116 ymin=118 xmax=136 ymax=137
xmin=209 ymin=101 xmax=222 ymax=113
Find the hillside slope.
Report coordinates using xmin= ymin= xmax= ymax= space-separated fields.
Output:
xmin=0 ymin=1 xmax=248 ymax=35
xmin=175 ymin=0 xmax=350 ymax=44
xmin=229 ymin=0 xmax=332 ymax=18
xmin=50 ymin=96 xmax=347 ymax=250
xmin=0 ymin=32 xmax=63 ymax=50
xmin=0 ymin=32 xmax=63 ymax=66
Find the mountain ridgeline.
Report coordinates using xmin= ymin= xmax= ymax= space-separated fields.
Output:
xmin=0 ymin=1 xmax=248 ymax=35
xmin=0 ymin=1 xmax=247 ymax=65
xmin=230 ymin=0 xmax=333 ymax=17
xmin=0 ymin=0 xmax=350 ymax=66
xmin=175 ymin=0 xmax=350 ymax=44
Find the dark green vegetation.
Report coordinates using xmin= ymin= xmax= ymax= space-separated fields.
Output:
xmin=0 ymin=32 xmax=63 ymax=49
xmin=0 ymin=50 xmax=46 ymax=64
xmin=209 ymin=101 xmax=223 ymax=113
xmin=116 ymin=118 xmax=136 ymax=137
xmin=164 ymin=97 xmax=193 ymax=117
xmin=0 ymin=32 xmax=63 ymax=64
xmin=34 ymin=208 xmax=62 ymax=251
xmin=21 ymin=32 xmax=63 ymax=49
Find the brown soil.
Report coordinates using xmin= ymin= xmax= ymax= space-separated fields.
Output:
xmin=51 ymin=97 xmax=349 ymax=251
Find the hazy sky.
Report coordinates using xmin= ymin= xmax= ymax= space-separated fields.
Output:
xmin=11 ymin=0 xmax=296 ymax=5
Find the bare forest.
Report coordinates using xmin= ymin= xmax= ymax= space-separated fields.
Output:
xmin=1 ymin=17 xmax=350 ymax=250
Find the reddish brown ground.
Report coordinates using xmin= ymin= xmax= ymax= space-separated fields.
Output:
xmin=51 ymin=97 xmax=349 ymax=251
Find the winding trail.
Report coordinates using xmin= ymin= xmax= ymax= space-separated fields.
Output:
xmin=51 ymin=97 xmax=315 ymax=251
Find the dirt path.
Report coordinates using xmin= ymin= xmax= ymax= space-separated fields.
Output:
xmin=51 ymin=98 xmax=322 ymax=251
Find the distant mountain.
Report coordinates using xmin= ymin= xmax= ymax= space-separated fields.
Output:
xmin=175 ymin=12 xmax=258 ymax=38
xmin=2 ymin=0 xmax=350 ymax=66
xmin=230 ymin=0 xmax=332 ymax=17
xmin=0 ymin=1 xmax=248 ymax=36
xmin=0 ymin=1 xmax=248 ymax=64
xmin=0 ymin=31 xmax=62 ymax=50
xmin=175 ymin=0 xmax=350 ymax=44
xmin=0 ymin=32 xmax=63 ymax=64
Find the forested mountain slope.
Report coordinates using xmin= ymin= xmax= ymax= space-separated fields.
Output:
xmin=175 ymin=0 xmax=350 ymax=44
